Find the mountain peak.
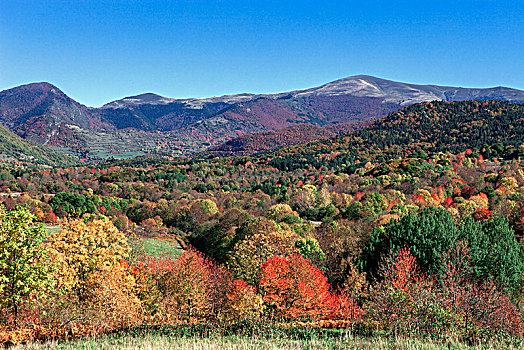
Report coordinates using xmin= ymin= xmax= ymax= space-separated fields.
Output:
xmin=1 ymin=82 xmax=62 ymax=95
xmin=102 ymin=92 xmax=177 ymax=108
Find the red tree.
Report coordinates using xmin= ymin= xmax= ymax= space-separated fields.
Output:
xmin=259 ymin=254 xmax=360 ymax=321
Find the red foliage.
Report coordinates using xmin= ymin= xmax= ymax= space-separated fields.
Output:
xmin=383 ymin=247 xmax=422 ymax=292
xmin=259 ymin=254 xmax=360 ymax=321
xmin=472 ymin=208 xmax=494 ymax=221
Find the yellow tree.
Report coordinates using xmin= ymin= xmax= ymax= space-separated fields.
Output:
xmin=227 ymin=230 xmax=300 ymax=285
xmin=48 ymin=219 xmax=130 ymax=301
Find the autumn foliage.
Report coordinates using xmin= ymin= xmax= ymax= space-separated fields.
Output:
xmin=367 ymin=246 xmax=523 ymax=339
xmin=259 ymin=254 xmax=361 ymax=322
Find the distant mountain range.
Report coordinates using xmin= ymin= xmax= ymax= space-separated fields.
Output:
xmin=1 ymin=75 xmax=523 ymax=159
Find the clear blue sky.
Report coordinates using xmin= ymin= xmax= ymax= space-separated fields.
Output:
xmin=1 ymin=0 xmax=522 ymax=107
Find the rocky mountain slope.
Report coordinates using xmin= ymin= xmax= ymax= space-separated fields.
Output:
xmin=0 ymin=82 xmax=111 ymax=145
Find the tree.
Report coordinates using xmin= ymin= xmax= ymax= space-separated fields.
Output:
xmin=458 ymin=217 xmax=524 ymax=289
xmin=228 ymin=230 xmax=300 ymax=285
xmin=361 ymin=207 xmax=458 ymax=277
xmin=0 ymin=205 xmax=51 ymax=326
xmin=48 ymin=219 xmax=130 ymax=301
xmin=156 ymin=248 xmax=214 ymax=324
xmin=220 ymin=279 xmax=264 ymax=323
xmin=259 ymin=254 xmax=334 ymax=320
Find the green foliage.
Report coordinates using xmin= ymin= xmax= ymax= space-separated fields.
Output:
xmin=362 ymin=207 xmax=524 ymax=291
xmin=0 ymin=124 xmax=74 ymax=166
xmin=459 ymin=217 xmax=524 ymax=289
xmin=295 ymin=239 xmax=325 ymax=265
xmin=49 ymin=192 xmax=97 ymax=218
xmin=189 ymin=208 xmax=252 ymax=263
xmin=0 ymin=205 xmax=52 ymax=325
xmin=361 ymin=207 xmax=458 ymax=277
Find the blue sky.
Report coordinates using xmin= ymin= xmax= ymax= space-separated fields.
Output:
xmin=1 ymin=0 xmax=522 ymax=106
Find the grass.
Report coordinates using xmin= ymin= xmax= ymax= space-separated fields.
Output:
xmin=43 ymin=226 xmax=181 ymax=258
xmin=43 ymin=225 xmax=62 ymax=234
xmin=14 ymin=333 xmax=521 ymax=350
xmin=139 ymin=237 xmax=182 ymax=257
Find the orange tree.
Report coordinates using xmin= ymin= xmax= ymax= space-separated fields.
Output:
xmin=259 ymin=254 xmax=336 ymax=321
xmin=155 ymin=248 xmax=216 ymax=324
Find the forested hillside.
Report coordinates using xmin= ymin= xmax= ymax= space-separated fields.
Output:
xmin=201 ymin=122 xmax=369 ymax=157
xmin=267 ymin=100 xmax=524 ymax=171
xmin=0 ymin=124 xmax=74 ymax=166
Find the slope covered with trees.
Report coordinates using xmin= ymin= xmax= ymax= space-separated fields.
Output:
xmin=267 ymin=100 xmax=524 ymax=171
xmin=201 ymin=122 xmax=370 ymax=157
xmin=0 ymin=124 xmax=73 ymax=166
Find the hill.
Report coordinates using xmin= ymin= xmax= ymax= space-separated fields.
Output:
xmin=200 ymin=122 xmax=370 ymax=157
xmin=0 ymin=82 xmax=111 ymax=145
xmin=265 ymin=100 xmax=524 ymax=171
xmin=2 ymin=76 xmax=524 ymax=159
xmin=0 ymin=124 xmax=74 ymax=166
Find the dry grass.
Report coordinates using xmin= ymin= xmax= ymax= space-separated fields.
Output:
xmin=13 ymin=334 xmax=522 ymax=350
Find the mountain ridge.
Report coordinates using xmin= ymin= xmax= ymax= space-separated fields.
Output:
xmin=1 ymin=76 xmax=523 ymax=159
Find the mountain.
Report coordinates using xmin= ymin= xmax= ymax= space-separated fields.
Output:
xmin=264 ymin=100 xmax=524 ymax=171
xmin=1 ymin=76 xmax=524 ymax=159
xmin=0 ymin=82 xmax=111 ymax=145
xmin=0 ymin=124 xmax=73 ymax=166
xmin=275 ymin=75 xmax=524 ymax=105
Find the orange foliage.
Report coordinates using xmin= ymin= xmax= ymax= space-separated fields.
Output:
xmin=155 ymin=248 xmax=214 ymax=324
xmin=259 ymin=254 xmax=360 ymax=321
xmin=221 ymin=279 xmax=264 ymax=322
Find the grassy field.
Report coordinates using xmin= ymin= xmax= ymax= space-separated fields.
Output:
xmin=14 ymin=333 xmax=521 ymax=350
xmin=44 ymin=225 xmax=181 ymax=258
xmin=43 ymin=225 xmax=62 ymax=234
xmin=139 ymin=237 xmax=182 ymax=257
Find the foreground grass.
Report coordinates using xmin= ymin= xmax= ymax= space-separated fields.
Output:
xmin=14 ymin=334 xmax=522 ymax=350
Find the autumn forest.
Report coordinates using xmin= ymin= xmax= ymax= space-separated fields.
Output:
xmin=1 ymin=100 xmax=524 ymax=347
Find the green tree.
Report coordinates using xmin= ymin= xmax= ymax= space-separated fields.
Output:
xmin=361 ymin=207 xmax=458 ymax=277
xmin=459 ymin=217 xmax=524 ymax=289
xmin=0 ymin=205 xmax=51 ymax=326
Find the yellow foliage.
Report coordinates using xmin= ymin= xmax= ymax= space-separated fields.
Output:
xmin=267 ymin=203 xmax=299 ymax=222
xmin=501 ymin=176 xmax=518 ymax=192
xmin=469 ymin=194 xmax=489 ymax=209
xmin=48 ymin=219 xmax=130 ymax=298
xmin=84 ymin=261 xmax=142 ymax=329
xmin=227 ymin=230 xmax=300 ymax=285
xmin=457 ymin=200 xmax=478 ymax=220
